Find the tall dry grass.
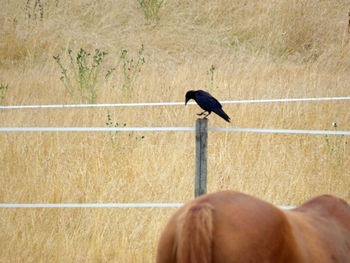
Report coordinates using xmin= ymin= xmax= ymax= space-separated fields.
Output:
xmin=0 ymin=0 xmax=349 ymax=262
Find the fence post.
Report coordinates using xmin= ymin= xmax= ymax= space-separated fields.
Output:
xmin=195 ymin=118 xmax=208 ymax=197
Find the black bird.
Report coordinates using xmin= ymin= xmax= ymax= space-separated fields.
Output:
xmin=185 ymin=90 xmax=230 ymax=122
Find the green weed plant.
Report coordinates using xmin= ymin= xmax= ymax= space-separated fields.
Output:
xmin=0 ymin=84 xmax=9 ymax=105
xmin=324 ymin=122 xmax=347 ymax=168
xmin=53 ymin=48 xmax=115 ymax=104
xmin=105 ymin=112 xmax=144 ymax=152
xmin=120 ymin=44 xmax=145 ymax=96
xmin=137 ymin=0 xmax=164 ymax=23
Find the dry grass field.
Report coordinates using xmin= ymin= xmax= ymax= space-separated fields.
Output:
xmin=1 ymin=0 xmax=350 ymax=262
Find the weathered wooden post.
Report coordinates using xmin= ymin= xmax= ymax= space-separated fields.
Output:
xmin=195 ymin=118 xmax=208 ymax=197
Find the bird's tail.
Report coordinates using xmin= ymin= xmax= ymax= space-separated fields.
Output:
xmin=215 ymin=108 xmax=230 ymax=123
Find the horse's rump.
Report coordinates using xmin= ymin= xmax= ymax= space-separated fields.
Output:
xmin=157 ymin=191 xmax=350 ymax=263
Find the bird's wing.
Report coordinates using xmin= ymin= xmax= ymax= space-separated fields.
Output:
xmin=195 ymin=90 xmax=223 ymax=110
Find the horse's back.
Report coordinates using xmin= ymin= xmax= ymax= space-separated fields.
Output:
xmin=285 ymin=195 xmax=350 ymax=262
xmin=157 ymin=191 xmax=350 ymax=263
xmin=206 ymin=191 xmax=301 ymax=262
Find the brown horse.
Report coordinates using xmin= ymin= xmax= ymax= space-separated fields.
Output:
xmin=156 ymin=190 xmax=350 ymax=263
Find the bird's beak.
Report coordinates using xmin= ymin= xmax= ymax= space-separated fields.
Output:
xmin=185 ymin=98 xmax=189 ymax=105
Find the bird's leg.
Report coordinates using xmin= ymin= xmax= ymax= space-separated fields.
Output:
xmin=203 ymin=111 xmax=211 ymax=119
xmin=197 ymin=111 xmax=207 ymax=116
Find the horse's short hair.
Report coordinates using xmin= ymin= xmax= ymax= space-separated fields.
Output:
xmin=157 ymin=191 xmax=350 ymax=263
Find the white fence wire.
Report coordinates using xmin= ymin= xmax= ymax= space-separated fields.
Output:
xmin=1 ymin=96 xmax=349 ymax=209
xmin=0 ymin=96 xmax=349 ymax=109
xmin=0 ymin=203 xmax=295 ymax=209
xmin=1 ymin=127 xmax=349 ymax=135
xmin=0 ymin=203 xmax=184 ymax=208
